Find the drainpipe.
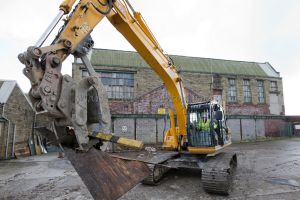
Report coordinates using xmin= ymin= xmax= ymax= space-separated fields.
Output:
xmin=31 ymin=112 xmax=37 ymax=155
xmin=2 ymin=104 xmax=11 ymax=159
xmin=11 ymin=124 xmax=16 ymax=158
xmin=0 ymin=104 xmax=4 ymax=159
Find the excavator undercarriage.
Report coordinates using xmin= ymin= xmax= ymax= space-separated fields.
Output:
xmin=141 ymin=152 xmax=237 ymax=195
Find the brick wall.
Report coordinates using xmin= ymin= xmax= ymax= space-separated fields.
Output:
xmin=226 ymin=104 xmax=270 ymax=115
xmin=180 ymin=72 xmax=213 ymax=98
xmin=265 ymin=119 xmax=287 ymax=137
xmin=107 ymin=85 xmax=208 ymax=114
xmin=294 ymin=127 xmax=300 ymax=137
xmin=72 ymin=59 xmax=286 ymax=143
xmin=73 ymin=62 xmax=284 ymax=116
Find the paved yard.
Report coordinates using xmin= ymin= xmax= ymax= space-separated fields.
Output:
xmin=0 ymin=138 xmax=300 ymax=200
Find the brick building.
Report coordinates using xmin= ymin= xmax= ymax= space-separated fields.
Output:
xmin=72 ymin=48 xmax=287 ymax=142
xmin=0 ymin=80 xmax=34 ymax=159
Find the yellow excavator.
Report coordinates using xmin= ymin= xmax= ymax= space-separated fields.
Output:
xmin=18 ymin=0 xmax=237 ymax=198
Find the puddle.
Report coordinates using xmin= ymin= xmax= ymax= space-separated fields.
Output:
xmin=267 ymin=178 xmax=300 ymax=187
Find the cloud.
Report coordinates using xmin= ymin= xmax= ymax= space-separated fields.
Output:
xmin=0 ymin=0 xmax=299 ymax=114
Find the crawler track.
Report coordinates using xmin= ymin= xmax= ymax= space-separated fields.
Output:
xmin=141 ymin=164 xmax=170 ymax=185
xmin=141 ymin=152 xmax=179 ymax=185
xmin=201 ymin=153 xmax=237 ymax=194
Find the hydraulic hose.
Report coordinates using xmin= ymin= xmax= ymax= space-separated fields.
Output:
xmin=91 ymin=0 xmax=113 ymax=15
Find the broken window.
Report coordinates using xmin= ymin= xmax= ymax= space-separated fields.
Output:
xmin=243 ymin=79 xmax=252 ymax=103
xmin=257 ymin=80 xmax=265 ymax=103
xmin=82 ymin=70 xmax=134 ymax=100
xmin=228 ymin=78 xmax=237 ymax=103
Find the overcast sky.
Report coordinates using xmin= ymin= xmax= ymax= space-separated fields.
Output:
xmin=0 ymin=0 xmax=299 ymax=115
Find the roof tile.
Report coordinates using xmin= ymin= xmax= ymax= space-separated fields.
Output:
xmin=90 ymin=49 xmax=278 ymax=77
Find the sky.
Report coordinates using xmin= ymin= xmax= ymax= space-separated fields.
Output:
xmin=0 ymin=0 xmax=299 ymax=115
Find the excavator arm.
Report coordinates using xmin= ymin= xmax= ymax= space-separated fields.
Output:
xmin=18 ymin=0 xmax=187 ymax=151
xmin=106 ymin=0 xmax=188 ymax=149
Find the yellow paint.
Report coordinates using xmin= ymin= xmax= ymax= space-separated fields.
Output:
xmin=106 ymin=1 xmax=187 ymax=141
xmin=46 ymin=0 xmax=231 ymax=154
xmin=52 ymin=0 xmax=187 ymax=150
xmin=59 ymin=0 xmax=76 ymax=14
xmin=162 ymin=110 xmax=179 ymax=150
xmin=93 ymin=133 xmax=144 ymax=149
xmin=157 ymin=108 xmax=166 ymax=115
xmin=117 ymin=137 xmax=144 ymax=149
xmin=188 ymin=142 xmax=232 ymax=154
xmin=95 ymin=133 xmax=112 ymax=141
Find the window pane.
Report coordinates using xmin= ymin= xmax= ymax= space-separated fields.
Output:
xmin=228 ymin=78 xmax=237 ymax=102
xmin=243 ymin=79 xmax=251 ymax=103
xmin=270 ymin=81 xmax=278 ymax=91
xmin=101 ymin=77 xmax=111 ymax=85
xmin=96 ymin=71 xmax=134 ymax=99
xmin=257 ymin=80 xmax=265 ymax=103
xmin=101 ymin=72 xmax=111 ymax=78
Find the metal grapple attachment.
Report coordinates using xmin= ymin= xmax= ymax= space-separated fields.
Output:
xmin=18 ymin=37 xmax=111 ymax=151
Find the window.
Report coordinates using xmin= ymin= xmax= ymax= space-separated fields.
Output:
xmin=270 ymin=81 xmax=278 ymax=92
xmin=82 ymin=71 xmax=134 ymax=100
xmin=228 ymin=78 xmax=237 ymax=102
xmin=243 ymin=79 xmax=252 ymax=103
xmin=257 ymin=80 xmax=265 ymax=103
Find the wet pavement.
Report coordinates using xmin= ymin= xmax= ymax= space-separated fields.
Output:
xmin=0 ymin=154 xmax=92 ymax=200
xmin=121 ymin=138 xmax=300 ymax=200
xmin=0 ymin=138 xmax=300 ymax=200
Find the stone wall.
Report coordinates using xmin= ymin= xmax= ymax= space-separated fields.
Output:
xmin=265 ymin=119 xmax=287 ymax=137
xmin=72 ymin=60 xmax=286 ymax=143
xmin=73 ymin=62 xmax=285 ymax=116
xmin=0 ymin=86 xmax=34 ymax=159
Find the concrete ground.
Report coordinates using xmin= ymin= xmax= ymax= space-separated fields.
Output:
xmin=0 ymin=153 xmax=93 ymax=200
xmin=0 ymin=138 xmax=300 ymax=200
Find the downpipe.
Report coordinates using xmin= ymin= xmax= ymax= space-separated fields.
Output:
xmin=2 ymin=104 xmax=11 ymax=159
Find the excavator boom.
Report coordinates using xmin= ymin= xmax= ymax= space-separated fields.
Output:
xmin=19 ymin=0 xmax=188 ymax=151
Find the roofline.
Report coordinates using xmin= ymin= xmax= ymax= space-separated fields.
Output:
xmin=90 ymin=48 xmax=271 ymax=66
xmin=264 ymin=62 xmax=280 ymax=75
xmin=76 ymin=63 xmax=282 ymax=79
xmin=0 ymin=80 xmax=33 ymax=109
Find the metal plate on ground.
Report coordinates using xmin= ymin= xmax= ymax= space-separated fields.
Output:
xmin=65 ymin=148 xmax=150 ymax=200
xmin=148 ymin=152 xmax=180 ymax=164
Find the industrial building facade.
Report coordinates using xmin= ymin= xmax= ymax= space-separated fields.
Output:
xmin=73 ymin=49 xmax=287 ymax=142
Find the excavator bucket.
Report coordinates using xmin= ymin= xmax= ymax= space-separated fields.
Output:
xmin=65 ymin=148 xmax=150 ymax=200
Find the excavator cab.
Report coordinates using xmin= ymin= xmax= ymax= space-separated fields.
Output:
xmin=186 ymin=101 xmax=232 ymax=154
xmin=143 ymin=101 xmax=237 ymax=194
